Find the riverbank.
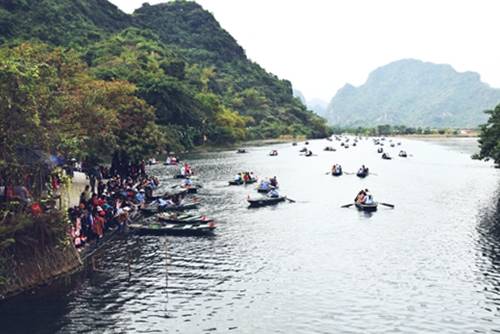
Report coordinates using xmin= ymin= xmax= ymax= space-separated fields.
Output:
xmin=0 ymin=209 xmax=83 ymax=300
xmin=0 ymin=242 xmax=81 ymax=300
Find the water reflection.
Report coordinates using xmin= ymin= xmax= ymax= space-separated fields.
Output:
xmin=476 ymin=187 xmax=500 ymax=315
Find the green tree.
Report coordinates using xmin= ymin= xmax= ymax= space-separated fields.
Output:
xmin=476 ymin=104 xmax=500 ymax=165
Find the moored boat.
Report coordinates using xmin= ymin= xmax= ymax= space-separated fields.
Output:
xmin=157 ymin=212 xmax=214 ymax=224
xmin=140 ymin=200 xmax=200 ymax=215
xmin=399 ymin=150 xmax=407 ymax=158
xmin=174 ymin=174 xmax=193 ymax=179
xmin=129 ymin=222 xmax=216 ymax=236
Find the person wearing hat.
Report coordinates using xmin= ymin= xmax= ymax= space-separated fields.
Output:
xmin=135 ymin=189 xmax=146 ymax=206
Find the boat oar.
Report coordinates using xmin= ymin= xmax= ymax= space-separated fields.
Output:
xmin=341 ymin=203 xmax=354 ymax=208
xmin=286 ymin=197 xmax=296 ymax=203
xmin=380 ymin=202 xmax=395 ymax=208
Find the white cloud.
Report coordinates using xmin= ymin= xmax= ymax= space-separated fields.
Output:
xmin=109 ymin=0 xmax=500 ymax=101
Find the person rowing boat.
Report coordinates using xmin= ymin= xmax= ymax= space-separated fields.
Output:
xmin=356 ymin=165 xmax=369 ymax=178
xmin=331 ymin=164 xmax=343 ymax=176
xmin=354 ymin=189 xmax=378 ymax=211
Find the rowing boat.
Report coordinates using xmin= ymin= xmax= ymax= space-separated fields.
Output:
xmin=129 ymin=222 xmax=216 ymax=236
xmin=248 ymin=196 xmax=286 ymax=208
xmin=356 ymin=168 xmax=369 ymax=178
xmin=229 ymin=178 xmax=257 ymax=186
xmin=140 ymin=201 xmax=200 ymax=215
xmin=355 ymin=202 xmax=378 ymax=212
xmin=157 ymin=213 xmax=213 ymax=224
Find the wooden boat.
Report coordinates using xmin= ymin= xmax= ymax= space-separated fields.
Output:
xmin=324 ymin=146 xmax=336 ymax=152
xmin=229 ymin=178 xmax=257 ymax=186
xmin=355 ymin=202 xmax=378 ymax=212
xmin=356 ymin=168 xmax=369 ymax=178
xmin=236 ymin=149 xmax=247 ymax=154
xmin=398 ymin=151 xmax=407 ymax=158
xmin=148 ymin=188 xmax=188 ymax=202
xmin=292 ymin=142 xmax=298 ymax=146
xmin=164 ymin=188 xmax=188 ymax=198
xmin=257 ymin=184 xmax=277 ymax=193
xmin=174 ymin=174 xmax=194 ymax=179
xmin=140 ymin=200 xmax=200 ymax=215
xmin=177 ymin=185 xmax=200 ymax=194
xmin=382 ymin=153 xmax=392 ymax=160
xmin=299 ymin=147 xmax=308 ymax=152
xmin=269 ymin=150 xmax=278 ymax=156
xmin=331 ymin=170 xmax=343 ymax=176
xmin=157 ymin=213 xmax=214 ymax=224
xmin=377 ymin=148 xmax=383 ymax=153
xmin=248 ymin=196 xmax=286 ymax=208
xmin=129 ymin=222 xmax=216 ymax=236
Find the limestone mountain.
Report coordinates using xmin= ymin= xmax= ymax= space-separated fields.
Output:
xmin=325 ymin=59 xmax=500 ymax=128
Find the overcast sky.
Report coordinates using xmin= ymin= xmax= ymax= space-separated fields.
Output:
xmin=109 ymin=0 xmax=500 ymax=102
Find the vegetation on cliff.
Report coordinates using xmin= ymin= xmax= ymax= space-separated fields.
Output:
xmin=0 ymin=0 xmax=331 ymax=154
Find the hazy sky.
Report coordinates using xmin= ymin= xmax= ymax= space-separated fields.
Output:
xmin=109 ymin=0 xmax=500 ymax=102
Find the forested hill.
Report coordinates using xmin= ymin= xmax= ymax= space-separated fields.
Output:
xmin=325 ymin=59 xmax=500 ymax=128
xmin=0 ymin=0 xmax=131 ymax=45
xmin=0 ymin=0 xmax=330 ymax=156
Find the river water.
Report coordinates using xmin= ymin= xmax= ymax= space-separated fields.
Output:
xmin=1 ymin=137 xmax=499 ymax=334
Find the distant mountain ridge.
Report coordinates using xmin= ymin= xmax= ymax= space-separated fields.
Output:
xmin=325 ymin=59 xmax=500 ymax=128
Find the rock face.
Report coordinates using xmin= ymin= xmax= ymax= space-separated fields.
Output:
xmin=325 ymin=59 xmax=500 ymax=128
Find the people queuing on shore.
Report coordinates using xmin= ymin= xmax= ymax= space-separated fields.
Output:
xmin=69 ymin=170 xmax=159 ymax=250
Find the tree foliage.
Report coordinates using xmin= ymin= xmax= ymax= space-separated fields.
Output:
xmin=476 ymin=104 xmax=500 ymax=165
xmin=0 ymin=43 xmax=165 ymax=180
xmin=0 ymin=0 xmax=332 ymax=156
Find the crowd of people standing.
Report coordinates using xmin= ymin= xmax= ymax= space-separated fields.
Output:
xmin=69 ymin=162 xmax=159 ymax=250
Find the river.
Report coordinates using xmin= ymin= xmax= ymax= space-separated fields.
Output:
xmin=1 ymin=137 xmax=499 ymax=333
